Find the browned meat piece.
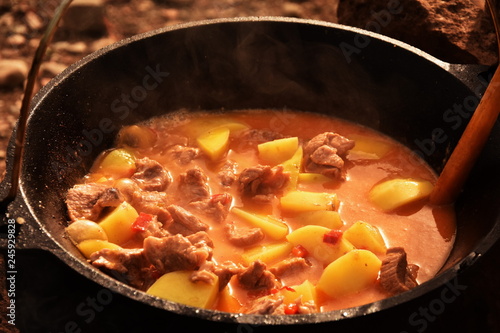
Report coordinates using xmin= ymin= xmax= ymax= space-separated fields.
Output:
xmin=169 ymin=145 xmax=200 ymax=165
xmin=238 ymin=165 xmax=290 ymax=203
xmin=303 ymin=132 xmax=355 ymax=180
xmin=166 ymin=205 xmax=209 ymax=236
xmin=237 ymin=260 xmax=278 ymax=290
xmin=245 ymin=295 xmax=284 ymax=315
xmin=89 ymin=248 xmax=154 ymax=290
xmin=131 ymin=191 xmax=171 ymax=223
xmin=113 ymin=178 xmax=142 ymax=203
xmin=380 ymin=247 xmax=419 ymax=295
xmin=269 ymin=257 xmax=310 ymax=278
xmin=238 ymin=129 xmax=284 ymax=147
xmin=218 ymin=161 xmax=237 ymax=187
xmin=143 ymin=232 xmax=213 ymax=274
xmin=66 ymin=183 xmax=124 ymax=221
xmin=131 ymin=157 xmax=171 ymax=191
xmin=178 ymin=167 xmax=211 ymax=203
xmin=188 ymin=193 xmax=232 ymax=223
xmin=191 ymin=261 xmax=244 ymax=290
xmin=225 ymin=223 xmax=264 ymax=247
xmin=132 ymin=213 xmax=170 ymax=242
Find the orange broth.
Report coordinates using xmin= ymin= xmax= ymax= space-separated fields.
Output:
xmin=88 ymin=109 xmax=456 ymax=312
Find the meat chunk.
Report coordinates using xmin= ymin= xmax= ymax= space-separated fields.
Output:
xmin=89 ymin=248 xmax=154 ymax=290
xmin=131 ymin=191 xmax=171 ymax=223
xmin=237 ymin=129 xmax=284 ymax=150
xmin=218 ymin=161 xmax=237 ymax=187
xmin=166 ymin=205 xmax=209 ymax=236
xmin=380 ymin=247 xmax=419 ymax=295
xmin=132 ymin=213 xmax=170 ymax=242
xmin=131 ymin=157 xmax=171 ymax=191
xmin=238 ymin=165 xmax=290 ymax=203
xmin=237 ymin=260 xmax=278 ymax=290
xmin=188 ymin=193 xmax=232 ymax=223
xmin=143 ymin=232 xmax=213 ymax=275
xmin=190 ymin=261 xmax=244 ymax=290
xmin=178 ymin=167 xmax=211 ymax=203
xmin=303 ymin=132 xmax=355 ymax=180
xmin=225 ymin=223 xmax=264 ymax=247
xmin=269 ymin=257 xmax=310 ymax=278
xmin=245 ymin=295 xmax=284 ymax=315
xmin=169 ymin=145 xmax=200 ymax=165
xmin=66 ymin=183 xmax=124 ymax=221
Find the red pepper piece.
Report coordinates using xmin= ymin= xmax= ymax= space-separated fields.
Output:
xmin=292 ymin=244 xmax=309 ymax=258
xmin=284 ymin=303 xmax=299 ymax=315
xmin=132 ymin=212 xmax=154 ymax=232
xmin=323 ymin=229 xmax=343 ymax=245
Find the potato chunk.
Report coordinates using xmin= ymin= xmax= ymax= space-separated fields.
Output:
xmin=258 ymin=137 xmax=299 ymax=165
xmin=99 ymin=201 xmax=139 ymax=245
xmin=146 ymin=270 xmax=219 ymax=309
xmin=369 ymin=178 xmax=434 ymax=211
xmin=95 ymin=148 xmax=136 ymax=179
xmin=77 ymin=239 xmax=122 ymax=259
xmin=280 ymin=191 xmax=339 ymax=213
xmin=281 ymin=146 xmax=303 ymax=191
xmin=232 ymin=207 xmax=289 ymax=240
xmin=316 ymin=249 xmax=382 ymax=298
xmin=66 ymin=220 xmax=108 ymax=244
xmin=281 ymin=280 xmax=318 ymax=310
xmin=348 ymin=134 xmax=392 ymax=159
xmin=242 ymin=242 xmax=293 ymax=264
xmin=196 ymin=126 xmax=230 ymax=161
xmin=343 ymin=221 xmax=387 ymax=254
xmin=286 ymin=225 xmax=354 ymax=265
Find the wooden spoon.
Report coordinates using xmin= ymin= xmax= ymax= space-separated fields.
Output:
xmin=429 ymin=0 xmax=500 ymax=205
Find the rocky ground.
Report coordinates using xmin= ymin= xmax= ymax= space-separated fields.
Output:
xmin=0 ymin=0 xmax=498 ymax=332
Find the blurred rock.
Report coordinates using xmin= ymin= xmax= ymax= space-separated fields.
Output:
xmin=337 ymin=0 xmax=498 ymax=65
xmin=283 ymin=2 xmax=305 ymax=17
xmin=52 ymin=41 xmax=88 ymax=54
xmin=40 ymin=61 xmax=67 ymax=79
xmin=0 ymin=59 xmax=29 ymax=89
xmin=60 ymin=0 xmax=107 ymax=37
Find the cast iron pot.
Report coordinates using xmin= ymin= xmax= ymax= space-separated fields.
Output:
xmin=1 ymin=17 xmax=499 ymax=331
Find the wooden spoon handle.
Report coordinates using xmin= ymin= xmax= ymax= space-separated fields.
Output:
xmin=430 ymin=68 xmax=500 ymax=205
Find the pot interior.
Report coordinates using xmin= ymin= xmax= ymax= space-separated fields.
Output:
xmin=13 ymin=18 xmax=500 ymax=324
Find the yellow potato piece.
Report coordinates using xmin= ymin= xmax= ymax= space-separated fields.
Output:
xmin=369 ymin=178 xmax=434 ymax=211
xmin=77 ymin=239 xmax=122 ymax=259
xmin=343 ymin=221 xmax=387 ymax=254
xmin=281 ymin=146 xmax=303 ymax=191
xmin=99 ymin=201 xmax=139 ymax=245
xmin=183 ymin=117 xmax=249 ymax=138
xmin=281 ymin=280 xmax=318 ymax=310
xmin=286 ymin=225 xmax=354 ymax=265
xmin=280 ymin=191 xmax=339 ymax=213
xmin=95 ymin=148 xmax=136 ymax=179
xmin=242 ymin=242 xmax=293 ymax=264
xmin=232 ymin=207 xmax=289 ymax=240
xmin=147 ymin=270 xmax=219 ymax=309
xmin=317 ymin=249 xmax=382 ymax=298
xmin=196 ymin=126 xmax=230 ymax=161
xmin=349 ymin=134 xmax=392 ymax=159
xmin=66 ymin=220 xmax=108 ymax=244
xmin=258 ymin=137 xmax=299 ymax=165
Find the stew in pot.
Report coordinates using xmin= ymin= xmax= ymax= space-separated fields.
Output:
xmin=64 ymin=109 xmax=455 ymax=314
